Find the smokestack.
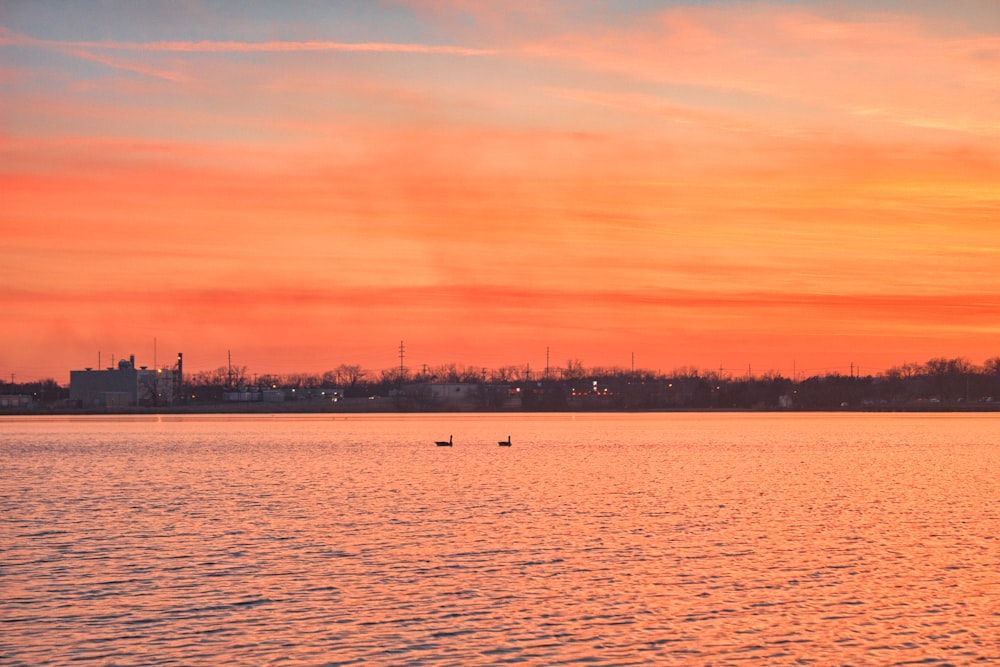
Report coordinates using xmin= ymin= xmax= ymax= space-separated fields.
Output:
xmin=177 ymin=353 xmax=184 ymax=402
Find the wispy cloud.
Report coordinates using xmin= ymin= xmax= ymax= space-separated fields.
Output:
xmin=516 ymin=5 xmax=1000 ymax=137
xmin=1 ymin=28 xmax=498 ymax=56
xmin=1 ymin=27 xmax=498 ymax=80
xmin=62 ymin=46 xmax=187 ymax=82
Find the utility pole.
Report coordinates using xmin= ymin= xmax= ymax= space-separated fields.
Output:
xmin=545 ymin=346 xmax=550 ymax=379
xmin=398 ymin=340 xmax=405 ymax=383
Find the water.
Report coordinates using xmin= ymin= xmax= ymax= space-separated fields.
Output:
xmin=2 ymin=413 xmax=998 ymax=665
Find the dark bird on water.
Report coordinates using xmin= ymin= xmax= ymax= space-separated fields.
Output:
xmin=499 ymin=435 xmax=511 ymax=447
xmin=435 ymin=435 xmax=453 ymax=447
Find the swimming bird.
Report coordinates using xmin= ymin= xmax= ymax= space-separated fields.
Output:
xmin=499 ymin=435 xmax=511 ymax=447
xmin=435 ymin=435 xmax=453 ymax=447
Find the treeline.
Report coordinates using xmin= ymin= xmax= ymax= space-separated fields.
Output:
xmin=0 ymin=378 xmax=67 ymax=403
xmin=4 ymin=356 xmax=1000 ymax=411
xmin=180 ymin=356 xmax=1000 ymax=410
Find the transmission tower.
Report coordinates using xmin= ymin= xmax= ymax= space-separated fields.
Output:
xmin=398 ymin=340 xmax=405 ymax=383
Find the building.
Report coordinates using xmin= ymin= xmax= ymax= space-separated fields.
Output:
xmin=399 ymin=382 xmax=486 ymax=410
xmin=425 ymin=382 xmax=481 ymax=402
xmin=0 ymin=395 xmax=32 ymax=408
xmin=70 ymin=354 xmax=181 ymax=408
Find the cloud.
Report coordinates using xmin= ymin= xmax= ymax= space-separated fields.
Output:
xmin=8 ymin=283 xmax=1000 ymax=325
xmin=61 ymin=46 xmax=187 ymax=82
xmin=88 ymin=39 xmax=498 ymax=56
xmin=514 ymin=4 xmax=1000 ymax=137
xmin=2 ymin=28 xmax=498 ymax=56
xmin=1 ymin=26 xmax=498 ymax=81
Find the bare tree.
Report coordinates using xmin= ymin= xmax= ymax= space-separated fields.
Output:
xmin=379 ymin=368 xmax=401 ymax=384
xmin=336 ymin=364 xmax=366 ymax=387
xmin=564 ymin=359 xmax=586 ymax=379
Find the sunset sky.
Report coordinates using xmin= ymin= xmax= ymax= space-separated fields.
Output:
xmin=3 ymin=1 xmax=999 ymax=382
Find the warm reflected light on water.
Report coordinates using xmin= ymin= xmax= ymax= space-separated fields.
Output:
xmin=2 ymin=413 xmax=998 ymax=665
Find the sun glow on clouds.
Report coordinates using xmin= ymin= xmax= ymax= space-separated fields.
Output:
xmin=2 ymin=2 xmax=999 ymax=381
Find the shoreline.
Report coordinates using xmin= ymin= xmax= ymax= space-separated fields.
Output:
xmin=4 ymin=403 xmax=1000 ymax=417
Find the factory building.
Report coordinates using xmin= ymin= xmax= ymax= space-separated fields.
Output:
xmin=70 ymin=353 xmax=182 ymax=408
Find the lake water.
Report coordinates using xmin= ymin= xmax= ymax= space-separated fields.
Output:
xmin=2 ymin=413 xmax=998 ymax=666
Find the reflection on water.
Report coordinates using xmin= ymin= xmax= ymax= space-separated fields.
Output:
xmin=2 ymin=413 xmax=998 ymax=665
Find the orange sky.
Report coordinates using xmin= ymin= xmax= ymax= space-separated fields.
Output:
xmin=2 ymin=2 xmax=999 ymax=382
